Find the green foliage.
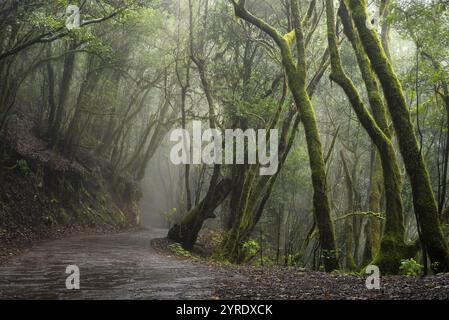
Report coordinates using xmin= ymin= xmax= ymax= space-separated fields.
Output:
xmin=28 ymin=10 xmax=64 ymax=30
xmin=194 ymin=230 xmax=232 ymax=265
xmin=209 ymin=231 xmax=228 ymax=262
xmin=168 ymin=243 xmax=197 ymax=259
xmin=399 ymin=258 xmax=423 ymax=276
xmin=242 ymin=239 xmax=260 ymax=257
xmin=256 ymin=256 xmax=274 ymax=267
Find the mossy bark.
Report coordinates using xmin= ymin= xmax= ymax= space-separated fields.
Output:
xmin=284 ymin=76 xmax=339 ymax=270
xmin=288 ymin=0 xmax=339 ymax=271
xmin=346 ymin=0 xmax=449 ymax=272
xmin=167 ymin=178 xmax=232 ymax=250
xmin=222 ymin=166 xmax=262 ymax=262
xmin=231 ymin=0 xmax=339 ymax=271
xmin=222 ymin=111 xmax=299 ymax=262
xmin=223 ymin=66 xmax=328 ymax=262
xmin=326 ymin=0 xmax=409 ymax=273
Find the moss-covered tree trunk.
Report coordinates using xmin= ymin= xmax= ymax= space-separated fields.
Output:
xmin=222 ymin=166 xmax=264 ymax=262
xmin=168 ymin=0 xmax=228 ymax=251
xmin=286 ymin=0 xmax=339 ymax=271
xmin=222 ymin=111 xmax=298 ymax=262
xmin=326 ymin=0 xmax=412 ymax=273
xmin=221 ymin=48 xmax=330 ymax=264
xmin=230 ymin=0 xmax=339 ymax=271
xmin=346 ymin=0 xmax=449 ymax=272
xmin=222 ymin=61 xmax=326 ymax=262
xmin=287 ymin=76 xmax=339 ymax=271
xmin=168 ymin=177 xmax=232 ymax=250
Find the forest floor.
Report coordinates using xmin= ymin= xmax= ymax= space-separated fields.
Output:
xmin=1 ymin=229 xmax=448 ymax=299
xmin=153 ymin=237 xmax=449 ymax=300
xmin=213 ymin=265 xmax=449 ymax=299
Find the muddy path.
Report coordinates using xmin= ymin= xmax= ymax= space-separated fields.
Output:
xmin=0 ymin=229 xmax=217 ymax=299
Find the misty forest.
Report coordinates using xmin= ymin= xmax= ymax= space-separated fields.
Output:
xmin=1 ymin=0 xmax=449 ymax=300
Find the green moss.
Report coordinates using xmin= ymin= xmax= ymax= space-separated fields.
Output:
xmin=371 ymin=235 xmax=418 ymax=274
xmin=168 ymin=178 xmax=232 ymax=251
xmin=347 ymin=0 xmax=449 ymax=273
xmin=231 ymin=0 xmax=340 ymax=271
xmin=327 ymin=0 xmax=407 ymax=272
xmin=169 ymin=243 xmax=190 ymax=257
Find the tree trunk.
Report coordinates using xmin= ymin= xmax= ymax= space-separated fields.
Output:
xmin=340 ymin=151 xmax=357 ymax=270
xmin=230 ymin=0 xmax=339 ymax=271
xmin=363 ymin=149 xmax=383 ymax=263
xmin=347 ymin=0 xmax=449 ymax=272
xmin=326 ymin=0 xmax=414 ymax=273
xmin=168 ymin=178 xmax=232 ymax=250
xmin=49 ymin=42 xmax=77 ymax=146
xmin=63 ymin=54 xmax=99 ymax=157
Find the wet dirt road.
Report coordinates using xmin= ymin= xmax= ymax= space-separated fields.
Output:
xmin=0 ymin=229 xmax=216 ymax=299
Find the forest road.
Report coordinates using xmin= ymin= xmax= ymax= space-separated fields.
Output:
xmin=0 ymin=229 xmax=216 ymax=299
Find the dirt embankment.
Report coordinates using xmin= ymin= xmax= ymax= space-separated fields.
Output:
xmin=0 ymin=127 xmax=142 ymax=264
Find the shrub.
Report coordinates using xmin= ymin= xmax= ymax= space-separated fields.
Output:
xmin=242 ymin=239 xmax=260 ymax=257
xmin=399 ymin=258 xmax=423 ymax=276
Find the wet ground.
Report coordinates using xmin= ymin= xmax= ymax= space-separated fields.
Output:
xmin=2 ymin=229 xmax=449 ymax=300
xmin=0 ymin=229 xmax=216 ymax=299
xmin=215 ymin=266 xmax=449 ymax=300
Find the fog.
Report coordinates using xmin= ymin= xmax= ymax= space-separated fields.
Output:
xmin=140 ymin=137 xmax=182 ymax=228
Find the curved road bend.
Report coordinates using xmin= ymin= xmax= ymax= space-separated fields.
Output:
xmin=0 ymin=229 xmax=217 ymax=299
